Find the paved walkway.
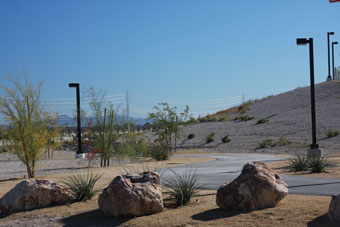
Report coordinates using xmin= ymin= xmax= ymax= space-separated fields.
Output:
xmin=161 ymin=153 xmax=340 ymax=196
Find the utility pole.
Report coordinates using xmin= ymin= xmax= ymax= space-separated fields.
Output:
xmin=242 ymin=93 xmax=245 ymax=103
xmin=126 ymin=90 xmax=130 ymax=133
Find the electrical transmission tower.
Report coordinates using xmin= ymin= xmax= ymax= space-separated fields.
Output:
xmin=126 ymin=90 xmax=130 ymax=133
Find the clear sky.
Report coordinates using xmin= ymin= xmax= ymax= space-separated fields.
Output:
xmin=0 ymin=0 xmax=339 ymax=119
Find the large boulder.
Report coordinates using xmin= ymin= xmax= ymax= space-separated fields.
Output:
xmin=216 ymin=161 xmax=288 ymax=211
xmin=0 ymin=179 xmax=74 ymax=214
xmin=98 ymin=171 xmax=163 ymax=218
xmin=328 ymin=194 xmax=340 ymax=225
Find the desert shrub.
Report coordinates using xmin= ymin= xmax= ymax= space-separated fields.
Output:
xmin=136 ymin=139 xmax=149 ymax=157
xmin=233 ymin=115 xmax=254 ymax=122
xmin=326 ymin=130 xmax=340 ymax=138
xmin=308 ymin=156 xmax=331 ymax=173
xmin=279 ymin=137 xmax=291 ymax=146
xmin=187 ymin=133 xmax=195 ymax=140
xmin=149 ymin=142 xmax=169 ymax=161
xmin=186 ymin=117 xmax=199 ymax=125
xmin=206 ymin=133 xmax=215 ymax=143
xmin=63 ymin=171 xmax=102 ymax=202
xmin=238 ymin=101 xmax=252 ymax=114
xmin=163 ymin=168 xmax=201 ymax=206
xmin=198 ymin=115 xmax=218 ymax=123
xmin=117 ymin=143 xmax=136 ymax=157
xmin=258 ymin=139 xmax=277 ymax=148
xmin=257 ymin=118 xmax=269 ymax=124
xmin=221 ymin=134 xmax=231 ymax=143
xmin=218 ymin=116 xmax=228 ymax=122
xmin=289 ymin=155 xmax=308 ymax=172
xmin=0 ymin=147 xmax=8 ymax=153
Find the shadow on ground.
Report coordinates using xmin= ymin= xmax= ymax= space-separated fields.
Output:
xmin=191 ymin=208 xmax=244 ymax=221
xmin=61 ymin=209 xmax=131 ymax=227
xmin=307 ymin=214 xmax=336 ymax=227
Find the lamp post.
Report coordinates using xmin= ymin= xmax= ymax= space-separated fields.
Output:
xmin=68 ymin=83 xmax=83 ymax=158
xmin=332 ymin=42 xmax=338 ymax=80
xmin=328 ymin=32 xmax=335 ymax=80
xmin=297 ymin=38 xmax=322 ymax=157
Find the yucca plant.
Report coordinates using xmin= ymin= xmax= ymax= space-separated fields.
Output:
xmin=63 ymin=171 xmax=102 ymax=202
xmin=289 ymin=155 xmax=308 ymax=172
xmin=308 ymin=156 xmax=331 ymax=173
xmin=163 ymin=168 xmax=201 ymax=206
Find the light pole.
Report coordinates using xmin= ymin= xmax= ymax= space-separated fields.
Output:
xmin=332 ymin=42 xmax=338 ymax=80
xmin=297 ymin=38 xmax=322 ymax=157
xmin=68 ymin=83 xmax=83 ymax=158
xmin=328 ymin=32 xmax=335 ymax=80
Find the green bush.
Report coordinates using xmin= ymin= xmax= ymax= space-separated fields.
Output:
xmin=326 ymin=130 xmax=340 ymax=138
xmin=198 ymin=115 xmax=218 ymax=123
xmin=187 ymin=133 xmax=195 ymax=140
xmin=233 ymin=115 xmax=254 ymax=122
xmin=63 ymin=171 xmax=102 ymax=202
xmin=206 ymin=133 xmax=215 ymax=143
xmin=218 ymin=116 xmax=228 ymax=122
xmin=163 ymin=168 xmax=201 ymax=206
xmin=221 ymin=134 xmax=231 ymax=143
xmin=186 ymin=117 xmax=199 ymax=125
xmin=258 ymin=139 xmax=277 ymax=148
xmin=289 ymin=155 xmax=308 ymax=172
xmin=279 ymin=137 xmax=291 ymax=146
xmin=257 ymin=118 xmax=269 ymax=124
xmin=117 ymin=143 xmax=136 ymax=157
xmin=308 ymin=156 xmax=331 ymax=173
xmin=238 ymin=101 xmax=252 ymax=114
xmin=150 ymin=142 xmax=169 ymax=161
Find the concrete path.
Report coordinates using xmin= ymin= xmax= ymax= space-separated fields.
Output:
xmin=161 ymin=153 xmax=340 ymax=196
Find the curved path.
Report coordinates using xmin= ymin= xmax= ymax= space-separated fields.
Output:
xmin=161 ymin=153 xmax=340 ymax=196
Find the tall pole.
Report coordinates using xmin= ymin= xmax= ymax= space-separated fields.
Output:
xmin=309 ymin=38 xmax=318 ymax=149
xmin=69 ymin=83 xmax=82 ymax=154
xmin=126 ymin=90 xmax=130 ymax=133
xmin=328 ymin=32 xmax=334 ymax=80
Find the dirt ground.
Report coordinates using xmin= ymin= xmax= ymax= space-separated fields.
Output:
xmin=0 ymin=150 xmax=337 ymax=227
xmin=267 ymin=154 xmax=340 ymax=178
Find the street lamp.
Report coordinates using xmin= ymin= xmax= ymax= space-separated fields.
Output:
xmin=328 ymin=32 xmax=335 ymax=80
xmin=296 ymin=38 xmax=322 ymax=157
xmin=68 ymin=83 xmax=83 ymax=158
xmin=332 ymin=41 xmax=338 ymax=80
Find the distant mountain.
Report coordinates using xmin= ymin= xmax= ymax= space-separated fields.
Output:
xmin=57 ymin=114 xmax=149 ymax=127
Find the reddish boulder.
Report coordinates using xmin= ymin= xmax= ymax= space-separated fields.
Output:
xmin=98 ymin=171 xmax=163 ymax=218
xmin=216 ymin=161 xmax=288 ymax=211
xmin=0 ymin=179 xmax=74 ymax=214
xmin=328 ymin=194 xmax=340 ymax=225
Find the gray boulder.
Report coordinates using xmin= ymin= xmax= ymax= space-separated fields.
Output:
xmin=216 ymin=161 xmax=288 ymax=211
xmin=98 ymin=171 xmax=163 ymax=217
xmin=0 ymin=179 xmax=74 ymax=214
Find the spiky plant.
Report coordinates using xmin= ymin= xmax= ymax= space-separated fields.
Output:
xmin=289 ymin=155 xmax=308 ymax=172
xmin=163 ymin=168 xmax=201 ymax=206
xmin=308 ymin=156 xmax=331 ymax=173
xmin=63 ymin=171 xmax=102 ymax=202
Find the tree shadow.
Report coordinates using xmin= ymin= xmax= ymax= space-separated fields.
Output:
xmin=61 ymin=209 xmax=131 ymax=227
xmin=307 ymin=214 xmax=336 ymax=227
xmin=191 ymin=208 xmax=245 ymax=221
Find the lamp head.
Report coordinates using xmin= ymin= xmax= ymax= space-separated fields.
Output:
xmin=333 ymin=42 xmax=338 ymax=45
xmin=329 ymin=32 xmax=335 ymax=35
xmin=69 ymin=83 xmax=79 ymax=88
xmin=296 ymin=38 xmax=309 ymax=46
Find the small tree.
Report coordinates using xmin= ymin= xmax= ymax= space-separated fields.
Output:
xmin=45 ymin=116 xmax=61 ymax=159
xmin=0 ymin=73 xmax=52 ymax=178
xmin=148 ymin=103 xmax=189 ymax=152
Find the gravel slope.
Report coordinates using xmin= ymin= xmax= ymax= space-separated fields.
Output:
xmin=177 ymin=81 xmax=340 ymax=155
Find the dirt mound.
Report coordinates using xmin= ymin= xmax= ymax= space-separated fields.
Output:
xmin=178 ymin=81 xmax=340 ymax=155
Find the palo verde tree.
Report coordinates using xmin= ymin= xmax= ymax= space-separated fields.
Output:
xmin=148 ymin=103 xmax=189 ymax=152
xmin=0 ymin=73 xmax=54 ymax=178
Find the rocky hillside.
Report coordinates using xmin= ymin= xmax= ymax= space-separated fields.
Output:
xmin=177 ymin=81 xmax=340 ymax=155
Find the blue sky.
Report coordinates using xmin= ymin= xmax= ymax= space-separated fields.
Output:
xmin=0 ymin=0 xmax=339 ymax=119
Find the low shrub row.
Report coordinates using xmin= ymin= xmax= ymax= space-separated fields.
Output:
xmin=289 ymin=155 xmax=331 ymax=173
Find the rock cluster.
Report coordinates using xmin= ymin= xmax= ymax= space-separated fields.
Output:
xmin=0 ymin=179 xmax=74 ymax=214
xmin=98 ymin=171 xmax=163 ymax=218
xmin=216 ymin=161 xmax=288 ymax=211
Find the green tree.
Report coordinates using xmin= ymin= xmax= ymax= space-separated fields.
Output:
xmin=148 ymin=103 xmax=189 ymax=152
xmin=0 ymin=73 xmax=53 ymax=178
